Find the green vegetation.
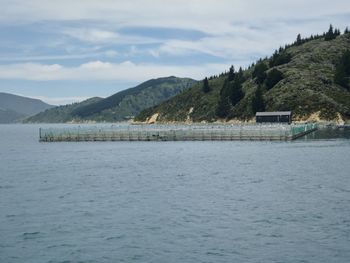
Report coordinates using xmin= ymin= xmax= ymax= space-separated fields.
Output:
xmin=202 ymin=77 xmax=210 ymax=93
xmin=269 ymin=50 xmax=292 ymax=67
xmin=252 ymin=86 xmax=265 ymax=113
xmin=215 ymin=67 xmax=245 ymax=119
xmin=325 ymin=24 xmax=341 ymax=41
xmin=26 ymin=77 xmax=196 ymax=123
xmin=24 ymin=97 xmax=103 ymax=123
xmin=334 ymin=50 xmax=350 ymax=90
xmin=135 ymin=26 xmax=350 ymax=123
xmin=265 ymin=69 xmax=284 ymax=90
xmin=252 ymin=61 xmax=268 ymax=84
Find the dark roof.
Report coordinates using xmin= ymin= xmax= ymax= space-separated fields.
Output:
xmin=256 ymin=111 xmax=292 ymax=116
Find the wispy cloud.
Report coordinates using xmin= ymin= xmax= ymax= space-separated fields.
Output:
xmin=0 ymin=61 xmax=230 ymax=81
xmin=62 ymin=28 xmax=120 ymax=43
xmin=0 ymin=0 xmax=349 ymax=100
xmin=0 ymin=50 xmax=118 ymax=62
xmin=1 ymin=0 xmax=349 ymax=34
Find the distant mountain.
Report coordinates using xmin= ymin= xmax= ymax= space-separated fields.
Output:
xmin=24 ymin=97 xmax=103 ymax=123
xmin=26 ymin=76 xmax=197 ymax=123
xmin=135 ymin=29 xmax=350 ymax=123
xmin=0 ymin=92 xmax=54 ymax=123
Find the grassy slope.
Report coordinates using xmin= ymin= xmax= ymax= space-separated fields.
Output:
xmin=135 ymin=34 xmax=350 ymax=123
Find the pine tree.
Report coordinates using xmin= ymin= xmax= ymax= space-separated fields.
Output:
xmin=202 ymin=77 xmax=210 ymax=93
xmin=235 ymin=67 xmax=245 ymax=83
xmin=345 ymin=27 xmax=349 ymax=34
xmin=252 ymin=62 xmax=268 ymax=84
xmin=334 ymin=50 xmax=350 ymax=90
xmin=216 ymin=96 xmax=231 ymax=118
xmin=334 ymin=28 xmax=341 ymax=36
xmin=265 ymin=69 xmax=284 ymax=90
xmin=229 ymin=79 xmax=244 ymax=106
xmin=228 ymin=65 xmax=235 ymax=81
xmin=296 ymin=34 xmax=302 ymax=45
xmin=252 ymin=86 xmax=265 ymax=113
xmin=325 ymin=24 xmax=335 ymax=41
xmin=216 ymin=79 xmax=231 ymax=118
xmin=269 ymin=51 xmax=292 ymax=67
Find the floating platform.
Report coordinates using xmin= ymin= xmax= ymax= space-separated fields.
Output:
xmin=39 ymin=123 xmax=318 ymax=142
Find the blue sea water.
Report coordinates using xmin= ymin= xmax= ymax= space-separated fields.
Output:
xmin=0 ymin=124 xmax=350 ymax=263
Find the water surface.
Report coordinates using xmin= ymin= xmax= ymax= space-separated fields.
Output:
xmin=1 ymin=124 xmax=350 ymax=263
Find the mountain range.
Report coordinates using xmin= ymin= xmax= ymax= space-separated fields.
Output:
xmin=25 ymin=76 xmax=196 ymax=123
xmin=0 ymin=93 xmax=54 ymax=123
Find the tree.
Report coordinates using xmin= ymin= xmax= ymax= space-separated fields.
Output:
xmin=334 ymin=50 xmax=350 ymax=90
xmin=252 ymin=62 xmax=268 ymax=84
xmin=216 ymin=96 xmax=231 ymax=118
xmin=345 ymin=27 xmax=349 ymax=34
xmin=265 ymin=69 xmax=284 ymax=90
xmin=269 ymin=51 xmax=292 ymax=67
xmin=216 ymin=79 xmax=231 ymax=118
xmin=229 ymin=79 xmax=244 ymax=106
xmin=252 ymin=86 xmax=265 ymax=113
xmin=325 ymin=24 xmax=336 ymax=41
xmin=228 ymin=65 xmax=235 ymax=81
xmin=235 ymin=67 xmax=245 ymax=83
xmin=296 ymin=34 xmax=302 ymax=45
xmin=202 ymin=77 xmax=210 ymax=93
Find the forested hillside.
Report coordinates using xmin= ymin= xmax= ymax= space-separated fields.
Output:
xmin=136 ymin=26 xmax=350 ymax=123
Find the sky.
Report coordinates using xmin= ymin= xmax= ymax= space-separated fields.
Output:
xmin=0 ymin=0 xmax=349 ymax=105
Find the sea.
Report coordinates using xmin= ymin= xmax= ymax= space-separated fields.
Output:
xmin=1 ymin=124 xmax=350 ymax=263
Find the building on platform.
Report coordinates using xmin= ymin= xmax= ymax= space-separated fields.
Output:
xmin=256 ymin=111 xmax=292 ymax=124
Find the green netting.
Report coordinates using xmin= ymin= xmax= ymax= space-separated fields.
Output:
xmin=39 ymin=123 xmax=318 ymax=142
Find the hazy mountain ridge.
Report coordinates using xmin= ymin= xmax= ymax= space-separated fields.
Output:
xmin=0 ymin=92 xmax=54 ymax=123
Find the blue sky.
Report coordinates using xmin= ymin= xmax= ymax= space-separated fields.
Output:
xmin=0 ymin=0 xmax=349 ymax=105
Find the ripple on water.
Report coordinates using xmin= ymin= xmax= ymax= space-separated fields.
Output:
xmin=1 ymin=125 xmax=350 ymax=263
xmin=105 ymin=235 xmax=125 ymax=241
xmin=22 ymin=232 xmax=41 ymax=240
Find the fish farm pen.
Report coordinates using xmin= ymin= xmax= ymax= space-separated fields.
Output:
xmin=39 ymin=123 xmax=318 ymax=142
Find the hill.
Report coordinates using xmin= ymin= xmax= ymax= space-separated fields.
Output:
xmin=0 ymin=92 xmax=54 ymax=123
xmin=26 ymin=76 xmax=196 ymax=123
xmin=135 ymin=28 xmax=350 ymax=123
xmin=24 ymin=97 xmax=103 ymax=123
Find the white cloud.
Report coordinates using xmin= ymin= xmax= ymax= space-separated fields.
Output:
xmin=104 ymin=50 xmax=118 ymax=57
xmin=0 ymin=0 xmax=349 ymax=94
xmin=0 ymin=60 xmax=231 ymax=81
xmin=2 ymin=1 xmax=346 ymax=67
xmin=61 ymin=27 xmax=160 ymax=45
xmin=62 ymin=28 xmax=120 ymax=43
xmin=1 ymin=0 xmax=349 ymax=36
